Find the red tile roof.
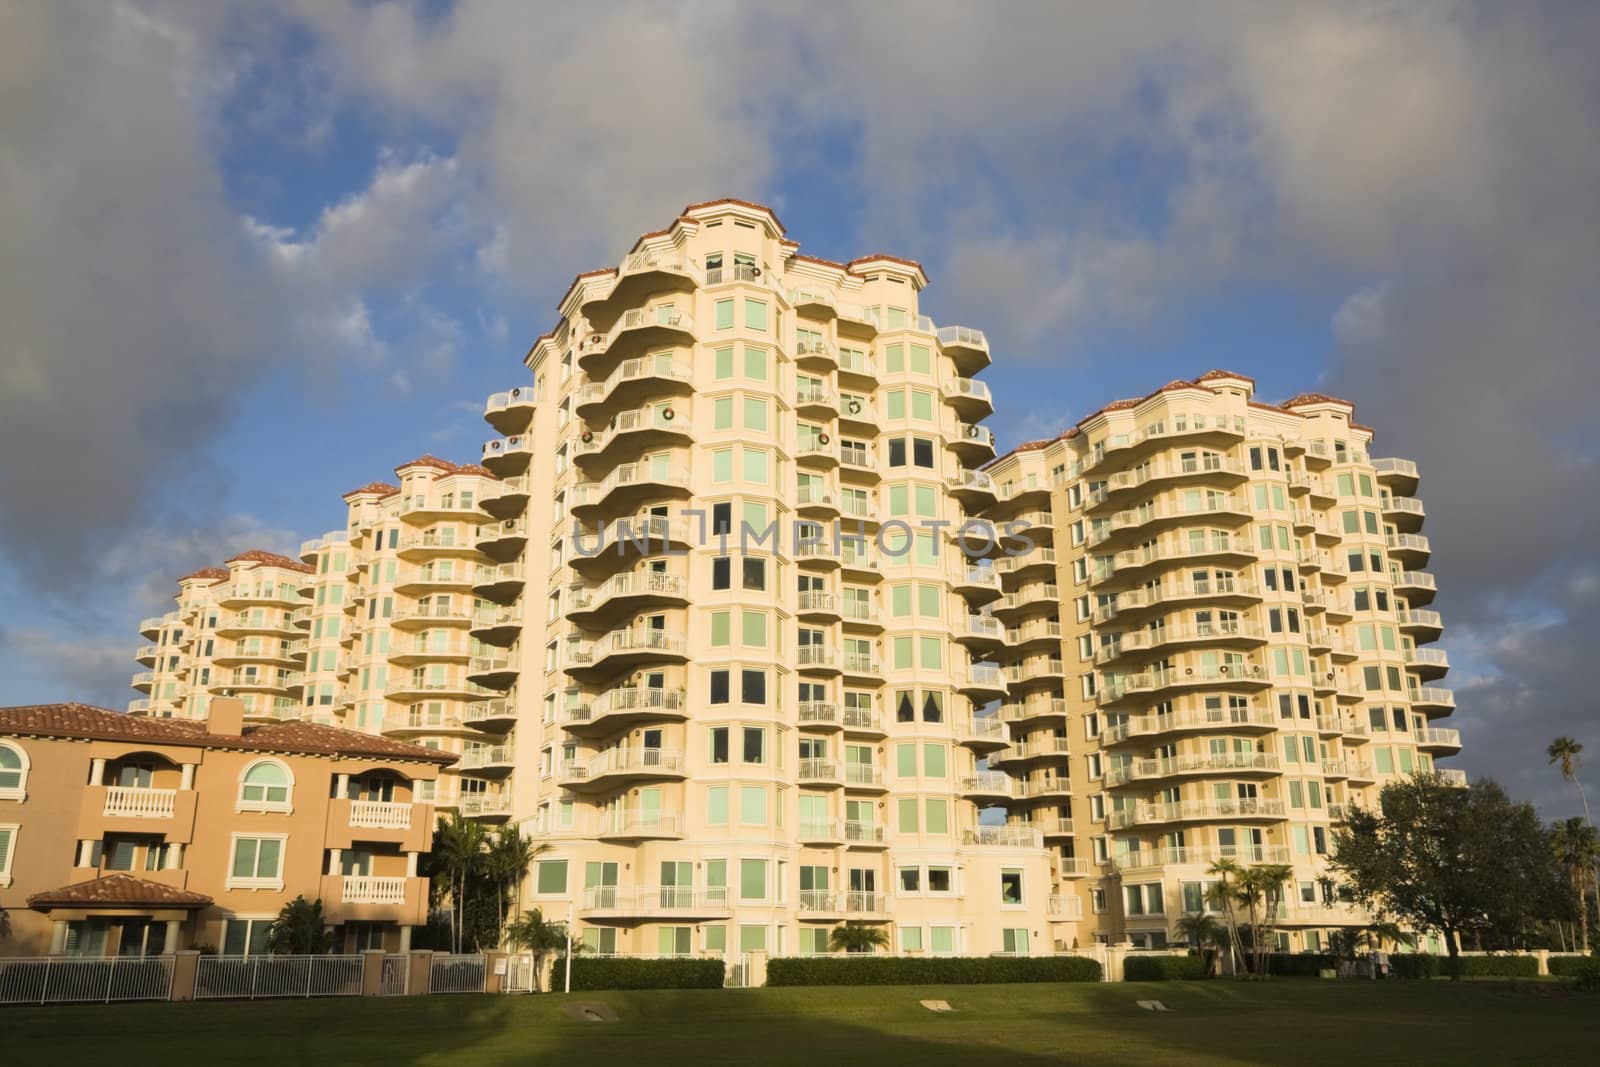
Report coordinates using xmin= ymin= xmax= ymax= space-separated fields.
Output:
xmin=789 ymin=253 xmax=850 ymax=272
xmin=225 ymin=550 xmax=314 ymax=575
xmin=682 ymin=198 xmax=786 ymax=234
xmin=343 ymin=481 xmax=399 ymax=499
xmin=178 ymin=567 xmax=229 ymax=584
xmin=1283 ymin=392 xmax=1355 ymax=410
xmin=0 ymin=703 xmax=457 ymax=765
xmin=394 ymin=455 xmax=492 ymax=478
xmin=1195 ymin=369 xmax=1256 ymax=384
xmin=28 ymin=873 xmax=213 ymax=910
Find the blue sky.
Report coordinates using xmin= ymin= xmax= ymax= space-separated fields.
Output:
xmin=1 ymin=1 xmax=1597 ymax=817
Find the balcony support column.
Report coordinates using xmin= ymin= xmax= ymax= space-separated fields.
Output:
xmin=406 ymin=851 xmax=419 ymax=877
xmin=163 ymin=920 xmax=182 ymax=954
xmin=90 ymin=758 xmax=106 ymax=786
xmin=329 ymin=848 xmax=342 ymax=876
xmin=166 ymin=843 xmax=184 ymax=870
xmin=49 ymin=921 xmax=68 ymax=954
xmin=76 ymin=840 xmax=96 ymax=867
xmin=336 ymin=773 xmax=351 ymax=796
xmin=180 ymin=764 xmax=195 ymax=790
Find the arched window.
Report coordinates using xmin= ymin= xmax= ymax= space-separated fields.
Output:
xmin=238 ymin=759 xmax=293 ymax=812
xmin=0 ymin=742 xmax=27 ymax=801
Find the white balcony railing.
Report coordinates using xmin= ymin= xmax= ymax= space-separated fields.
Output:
xmin=103 ymin=786 xmax=177 ymax=819
xmin=349 ymin=800 xmax=413 ymax=830
xmin=342 ymin=875 xmax=408 ymax=905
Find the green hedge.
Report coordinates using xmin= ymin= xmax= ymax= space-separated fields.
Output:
xmin=1263 ymin=953 xmax=1337 ymax=977
xmin=1124 ymin=954 xmax=1207 ymax=981
xmin=1547 ymin=955 xmax=1594 ymax=977
xmin=566 ymin=957 xmax=725 ymax=990
xmin=1389 ymin=953 xmax=1540 ymax=979
xmin=766 ymin=955 xmax=1102 ymax=986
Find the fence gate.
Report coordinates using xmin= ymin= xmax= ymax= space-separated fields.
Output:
xmin=501 ymin=953 xmax=535 ymax=993
xmin=0 ymin=956 xmax=174 ymax=1006
xmin=724 ymin=953 xmax=753 ymax=988
xmin=380 ymin=953 xmax=410 ymax=996
xmin=428 ymin=953 xmax=486 ymax=994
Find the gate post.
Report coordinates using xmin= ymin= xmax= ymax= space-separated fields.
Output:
xmin=170 ymin=950 xmax=202 ymax=1001
xmin=407 ymin=950 xmax=434 ymax=997
xmin=361 ymin=949 xmax=386 ymax=996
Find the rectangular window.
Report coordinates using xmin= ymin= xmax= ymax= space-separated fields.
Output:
xmin=740 ymin=859 xmax=767 ymax=901
xmin=707 ymin=785 xmax=729 ymax=826
xmin=744 ymin=299 xmax=768 ymax=331
xmin=227 ymin=835 xmax=285 ymax=889
xmin=715 ymin=299 xmax=734 ymax=330
xmin=714 ymin=345 xmax=734 ymax=379
xmin=535 ymin=859 xmax=568 ymax=894
xmin=740 ymin=786 xmax=768 ymax=825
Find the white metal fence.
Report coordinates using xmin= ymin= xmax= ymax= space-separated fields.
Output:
xmin=380 ymin=953 xmax=409 ymax=996
xmin=0 ymin=955 xmax=175 ymax=1005
xmin=428 ymin=953 xmax=486 ymax=994
xmin=193 ymin=955 xmax=365 ymax=1000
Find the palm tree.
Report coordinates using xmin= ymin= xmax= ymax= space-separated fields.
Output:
xmin=265 ymin=896 xmax=336 ymax=955
xmin=1205 ymin=858 xmax=1246 ymax=974
xmin=828 ymin=921 xmax=889 ymax=954
xmin=1174 ymin=912 xmax=1225 ymax=976
xmin=504 ymin=908 xmax=570 ymax=992
xmin=1239 ymin=864 xmax=1293 ymax=976
xmin=484 ymin=829 xmax=541 ymax=946
xmin=1548 ymin=737 xmax=1592 ymax=825
xmin=1552 ymin=816 xmax=1598 ymax=953
xmin=434 ymin=813 xmax=486 ymax=952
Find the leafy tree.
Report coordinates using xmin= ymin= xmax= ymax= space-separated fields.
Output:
xmin=1174 ymin=912 xmax=1225 ymax=976
xmin=265 ymin=896 xmax=336 ymax=955
xmin=1331 ymin=775 xmax=1564 ymax=976
xmin=1237 ymin=864 xmax=1294 ymax=975
xmin=429 ymin=813 xmax=487 ymax=953
xmin=1551 ymin=816 xmax=1598 ymax=953
xmin=1203 ymin=859 xmax=1246 ymax=974
xmin=828 ymin=921 xmax=889 ymax=954
xmin=1327 ymin=922 xmax=1413 ymax=964
xmin=1548 ymin=737 xmax=1592 ymax=825
xmin=504 ymin=908 xmax=571 ymax=992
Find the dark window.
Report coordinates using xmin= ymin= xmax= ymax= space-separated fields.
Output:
xmin=912 ymin=437 xmax=934 ymax=468
xmin=888 ymin=438 xmax=907 ymax=467
xmin=896 ymin=691 xmax=915 ymax=723
xmin=712 ymin=556 xmax=731 ymax=590
xmin=712 ymin=503 xmax=732 ymax=535
xmin=742 ymin=669 xmax=766 ymax=705
xmin=742 ymin=558 xmax=766 ymax=590
xmin=743 ymin=727 xmax=765 ymax=763
xmin=1249 ymin=447 xmax=1263 ymax=471
xmin=710 ymin=727 xmax=729 ymax=763
xmin=921 ymin=691 xmax=944 ymax=723
xmin=710 ymin=670 xmax=730 ymax=704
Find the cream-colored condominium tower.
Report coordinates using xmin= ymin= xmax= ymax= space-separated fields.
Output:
xmin=981 ymin=370 xmax=1458 ymax=952
xmin=476 ymin=199 xmax=1061 ymax=960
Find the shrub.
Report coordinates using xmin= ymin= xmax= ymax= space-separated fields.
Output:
xmin=765 ymin=955 xmax=1102 ymax=987
xmin=1389 ymin=954 xmax=1539 ymax=979
xmin=1568 ymin=958 xmax=1600 ymax=993
xmin=1547 ymin=955 xmax=1593 ymax=978
xmin=566 ymin=957 xmax=725 ymax=991
xmin=1263 ymin=953 xmax=1337 ymax=977
xmin=1124 ymin=955 xmax=1206 ymax=981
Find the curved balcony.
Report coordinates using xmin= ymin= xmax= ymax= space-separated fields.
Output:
xmin=1087 ymin=493 xmax=1251 ymax=550
xmin=941 ymin=378 xmax=994 ymax=418
xmin=561 ymin=685 xmax=687 ymax=736
xmin=843 ymin=763 xmax=886 ymax=793
xmin=299 ymin=530 xmax=350 ymax=564
xmin=797 ymin=757 xmax=843 ymax=788
xmin=1393 ymin=570 xmax=1437 ymax=606
xmin=1397 ymin=608 xmax=1443 ymax=641
xmin=1372 ymin=457 xmax=1420 ymax=496
xmin=1085 ymin=455 xmax=1249 ymax=513
xmin=957 ymin=715 xmax=1011 ymax=753
xmin=795 ymin=384 xmax=838 ymax=418
xmin=454 ymin=794 xmax=513 ymax=822
xmin=1010 ymin=775 xmax=1072 ymax=802
xmin=584 ymin=249 xmax=701 ymax=319
xmin=992 ymin=580 xmax=1059 ymax=620
xmin=568 ymin=628 xmax=689 ymax=679
xmin=389 ymin=637 xmax=473 ymax=667
xmin=1003 ymin=621 xmax=1064 ymax=655
xmin=475 ymin=518 xmax=528 ymax=561
xmin=797 ymin=591 xmax=840 ymax=621
xmin=1410 ymin=686 xmax=1455 ymax=714
xmin=480 ymin=475 xmax=529 ymax=520
xmin=1418 ymin=727 xmax=1462 ymax=754
xmin=392 ymin=602 xmax=473 ymax=630
xmin=384 ymin=675 xmax=486 ymax=703
xmin=957 ymin=614 xmax=1005 ymax=651
xmin=457 ymin=745 xmax=515 ymax=775
xmin=992 ymin=735 xmax=1070 ymax=767
xmin=467 ymin=604 xmax=524 ymax=646
xmin=962 ymin=826 xmax=1043 ymax=850
xmin=472 ymin=562 xmax=525 ymax=604
xmin=793 ymin=336 xmax=838 ymax=369
xmin=795 ymin=485 xmax=840 ymax=522
xmin=467 ymin=650 xmax=518 ymax=689
xmin=393 ymin=563 xmax=476 ymax=597
xmin=796 ymin=645 xmax=840 ymax=676
xmin=1107 ymin=798 xmax=1285 ymax=831
xmin=837 ymin=392 xmax=876 ymax=434
xmin=956 ymin=663 xmax=1007 ymax=701
xmin=579 ymin=885 xmax=730 ymax=921
xmin=1406 ymin=647 xmax=1450 ymax=681
xmin=1093 ymin=576 xmax=1261 ymax=626
xmin=1098 ymin=661 xmax=1269 ymax=707
xmin=1382 ymin=495 xmax=1426 ymax=532
xmin=936 ymin=325 xmax=991 ymax=375
xmin=841 ymin=706 xmax=884 ymax=739
xmin=1080 ymin=416 xmax=1248 ymax=477
xmin=797 ymin=700 xmax=841 ymax=732
xmin=138 ymin=613 xmax=177 ymax=639
xmin=841 ymin=651 xmax=881 ymax=682
xmin=1035 ymin=818 xmax=1075 ymax=842
xmin=999 ymin=697 xmax=1069 ymax=728
xmin=960 ymin=772 xmax=1014 ymax=803
xmin=1102 ymin=751 xmax=1279 ymax=788
xmin=134 ymin=644 xmax=160 ymax=667
xmin=995 ymin=546 xmax=1058 ymax=584
xmin=950 ymin=564 xmax=1004 ymax=604
xmin=217 ymin=583 xmax=303 ymax=610
xmin=950 ymin=421 xmax=996 ymax=463
xmin=480 ymin=433 xmax=535 ymax=476
xmin=463 ymin=697 xmax=518 ymax=732
xmin=396 ymin=531 xmax=475 ymax=562
xmin=1100 ymin=703 xmax=1276 ymax=745
xmin=560 ymin=747 xmax=687 ymax=792
xmin=1093 ymin=620 xmax=1266 ymax=668
xmin=577 ymin=306 xmax=696 ymax=376
xmin=795 ymin=436 xmax=840 ymax=470
xmin=797 ymin=820 xmax=847 ymax=848
xmin=569 ymin=460 xmax=692 ymax=520
xmin=568 ymin=570 xmax=687 ymax=627
xmin=130 ymin=671 xmax=155 ymax=692
xmin=1090 ymin=534 xmax=1255 ymax=588
xmin=484 ymin=386 xmax=538 ymax=435
xmin=575 ymin=404 xmax=693 ymax=470
xmin=1110 ymin=844 xmax=1290 ymax=873
xmin=1001 ymin=656 xmax=1065 ymax=689
xmin=1386 ymin=533 xmax=1431 ymax=566
xmin=214 ymin=612 xmax=300 ymax=639
xmin=786 ymin=286 xmax=838 ymax=319
xmin=945 ymin=468 xmax=997 ymax=508
xmin=575 ymin=356 xmax=693 ymax=419
xmin=595 ymin=811 xmax=684 ymax=842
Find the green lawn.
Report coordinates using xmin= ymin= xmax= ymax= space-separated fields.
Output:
xmin=5 ymin=980 xmax=1596 ymax=1065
